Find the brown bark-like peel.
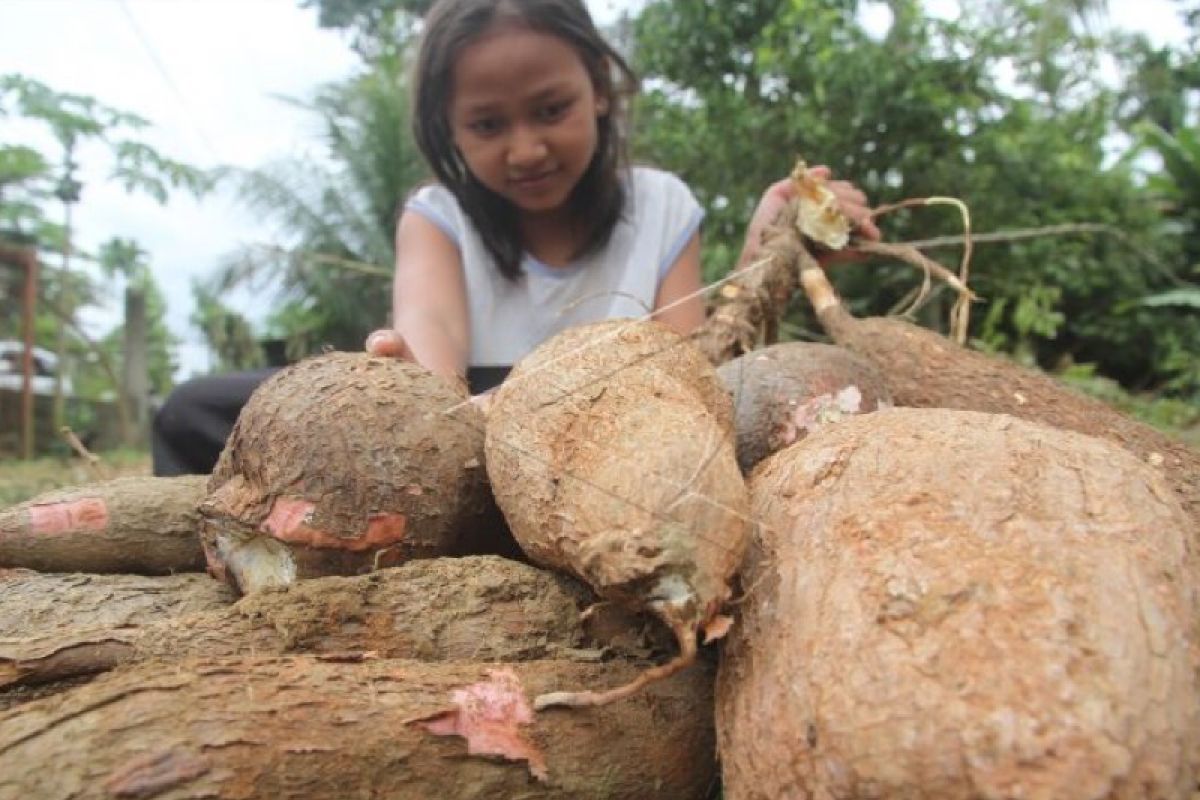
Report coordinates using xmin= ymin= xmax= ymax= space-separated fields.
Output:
xmin=718 ymin=408 xmax=1198 ymax=799
xmin=717 ymin=341 xmax=892 ymax=471
xmin=200 ymin=353 xmax=491 ymax=593
xmin=486 ymin=320 xmax=748 ymax=708
xmin=0 ymin=570 xmax=233 ymax=639
xmin=793 ymin=246 xmax=1200 ymax=534
xmin=0 ymin=556 xmax=656 ymax=690
xmin=0 ymin=476 xmax=207 ymax=574
xmin=0 ymin=655 xmax=717 ymax=799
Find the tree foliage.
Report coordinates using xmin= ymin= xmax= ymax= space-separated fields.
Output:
xmin=213 ymin=53 xmax=425 ymax=356
xmin=300 ymin=0 xmax=433 ymax=59
xmin=0 ymin=75 xmax=212 ymax=207
xmin=629 ymin=0 xmax=1199 ymax=395
xmin=0 ymin=74 xmax=212 ymax=405
xmin=189 ymin=280 xmax=264 ymax=373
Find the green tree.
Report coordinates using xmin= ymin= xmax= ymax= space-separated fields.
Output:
xmin=0 ymin=75 xmax=212 ymax=202
xmin=1114 ymin=36 xmax=1197 ymax=134
xmin=0 ymin=145 xmax=52 ymax=238
xmin=1 ymin=74 xmax=213 ymax=432
xmin=214 ymin=54 xmax=427 ymax=357
xmin=189 ymin=279 xmax=265 ymax=373
xmin=300 ymin=0 xmax=432 ymax=60
xmin=630 ymin=0 xmax=1196 ymax=395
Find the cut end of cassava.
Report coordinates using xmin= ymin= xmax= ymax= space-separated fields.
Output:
xmin=533 ymin=576 xmax=707 ymax=710
xmin=202 ymin=524 xmax=297 ymax=594
xmin=791 ymin=160 xmax=852 ymax=250
xmin=534 ymin=624 xmax=699 ymax=711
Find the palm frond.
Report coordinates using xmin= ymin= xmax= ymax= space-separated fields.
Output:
xmin=1142 ymin=288 xmax=1200 ymax=309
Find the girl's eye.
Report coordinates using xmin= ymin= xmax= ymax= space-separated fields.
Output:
xmin=468 ymin=118 xmax=503 ymax=136
xmin=537 ymin=100 xmax=572 ymax=122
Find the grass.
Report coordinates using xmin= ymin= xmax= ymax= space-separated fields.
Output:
xmin=1058 ymin=365 xmax=1200 ymax=448
xmin=0 ymin=449 xmax=151 ymax=507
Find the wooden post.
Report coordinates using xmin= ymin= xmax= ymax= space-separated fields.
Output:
xmin=122 ymin=286 xmax=150 ymax=447
xmin=53 ymin=199 xmax=73 ymax=432
xmin=0 ymin=241 xmax=39 ymax=459
xmin=21 ymin=250 xmax=37 ymax=460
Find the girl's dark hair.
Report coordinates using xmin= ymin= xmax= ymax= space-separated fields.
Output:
xmin=412 ymin=0 xmax=636 ymax=281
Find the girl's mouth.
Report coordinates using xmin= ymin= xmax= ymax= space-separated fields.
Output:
xmin=509 ymin=168 xmax=559 ymax=191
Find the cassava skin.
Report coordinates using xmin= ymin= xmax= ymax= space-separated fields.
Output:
xmin=486 ymin=320 xmax=748 ymax=707
xmin=0 ymin=570 xmax=234 ymax=712
xmin=0 ymin=556 xmax=616 ymax=689
xmin=717 ymin=341 xmax=891 ymax=471
xmin=0 ymin=476 xmax=207 ymax=574
xmin=201 ymin=353 xmax=492 ymax=594
xmin=699 ymin=190 xmax=1199 ymax=530
xmin=0 ymin=569 xmax=234 ymax=639
xmin=792 ymin=236 xmax=1200 ymax=536
xmin=820 ymin=307 xmax=1200 ymax=533
xmin=718 ymin=408 xmax=1198 ymax=800
xmin=0 ymin=674 xmax=95 ymax=714
xmin=0 ymin=655 xmax=717 ymax=800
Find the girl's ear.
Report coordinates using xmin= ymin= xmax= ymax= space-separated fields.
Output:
xmin=595 ymin=94 xmax=610 ymax=118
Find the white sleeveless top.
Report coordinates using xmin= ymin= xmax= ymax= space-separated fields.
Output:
xmin=405 ymin=166 xmax=703 ymax=368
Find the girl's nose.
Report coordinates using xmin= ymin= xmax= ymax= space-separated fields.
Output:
xmin=507 ymin=125 xmax=549 ymax=168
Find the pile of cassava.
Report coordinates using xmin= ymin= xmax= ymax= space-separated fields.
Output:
xmin=3 ymin=165 xmax=1199 ymax=799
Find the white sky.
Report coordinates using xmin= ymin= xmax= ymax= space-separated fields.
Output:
xmin=0 ymin=0 xmax=1188 ymax=379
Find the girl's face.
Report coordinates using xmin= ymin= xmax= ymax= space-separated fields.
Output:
xmin=449 ymin=23 xmax=609 ymax=217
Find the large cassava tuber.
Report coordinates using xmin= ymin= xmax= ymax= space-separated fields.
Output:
xmin=752 ymin=176 xmax=1200 ymax=533
xmin=0 ymin=569 xmax=234 ymax=639
xmin=0 ymin=476 xmax=207 ymax=574
xmin=0 ymin=655 xmax=717 ymax=799
xmin=717 ymin=341 xmax=890 ymax=471
xmin=717 ymin=408 xmax=1198 ymax=799
xmin=486 ymin=319 xmax=749 ymax=707
xmin=701 ymin=163 xmax=1199 ymax=529
xmin=0 ymin=571 xmax=234 ymax=711
xmin=805 ymin=265 xmax=1200 ymax=532
xmin=0 ymin=556 xmax=666 ymax=689
xmin=200 ymin=353 xmax=492 ymax=594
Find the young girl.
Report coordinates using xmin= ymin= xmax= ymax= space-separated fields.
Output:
xmin=363 ymin=0 xmax=880 ymax=394
xmin=152 ymin=0 xmax=878 ymax=476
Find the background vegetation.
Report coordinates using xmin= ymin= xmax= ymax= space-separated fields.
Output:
xmin=2 ymin=0 xmax=1198 ymax=460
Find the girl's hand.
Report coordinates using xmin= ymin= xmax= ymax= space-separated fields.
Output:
xmin=740 ymin=165 xmax=881 ymax=269
xmin=366 ymin=328 xmax=482 ymax=402
xmin=365 ymin=329 xmax=412 ymax=359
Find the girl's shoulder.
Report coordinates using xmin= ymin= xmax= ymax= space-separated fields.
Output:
xmin=624 ymin=166 xmax=702 ymax=229
xmin=404 ymin=181 xmax=463 ymax=245
xmin=627 ymin=165 xmax=696 ymax=203
xmin=407 ymin=180 xmax=454 ymax=212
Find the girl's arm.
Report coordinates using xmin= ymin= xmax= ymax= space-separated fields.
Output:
xmin=365 ymin=210 xmax=470 ymax=389
xmin=651 ymin=231 xmax=706 ymax=336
